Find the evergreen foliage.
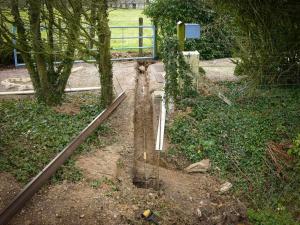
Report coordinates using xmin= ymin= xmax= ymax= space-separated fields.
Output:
xmin=160 ymin=36 xmax=194 ymax=104
xmin=144 ymin=0 xmax=235 ymax=59
xmin=214 ymin=0 xmax=300 ymax=85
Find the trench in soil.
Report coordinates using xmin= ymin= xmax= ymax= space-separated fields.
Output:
xmin=132 ymin=62 xmax=160 ymax=189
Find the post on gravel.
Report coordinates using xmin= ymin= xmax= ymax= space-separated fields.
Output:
xmin=139 ymin=17 xmax=143 ymax=57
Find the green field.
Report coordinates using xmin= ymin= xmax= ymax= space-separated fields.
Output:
xmin=109 ymin=9 xmax=151 ymax=26
xmin=108 ymin=9 xmax=153 ymax=54
xmin=9 ymin=9 xmax=154 ymax=59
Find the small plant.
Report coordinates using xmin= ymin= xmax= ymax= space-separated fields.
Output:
xmin=248 ymin=208 xmax=298 ymax=225
xmin=90 ymin=179 xmax=103 ymax=189
xmin=90 ymin=177 xmax=118 ymax=193
xmin=90 ymin=177 xmax=113 ymax=188
xmin=289 ymin=134 xmax=300 ymax=158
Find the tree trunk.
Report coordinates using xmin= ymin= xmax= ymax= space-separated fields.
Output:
xmin=89 ymin=0 xmax=97 ymax=50
xmin=97 ymin=0 xmax=113 ymax=107
xmin=7 ymin=0 xmax=82 ymax=106
xmin=28 ymin=0 xmax=53 ymax=104
xmin=11 ymin=0 xmax=42 ymax=96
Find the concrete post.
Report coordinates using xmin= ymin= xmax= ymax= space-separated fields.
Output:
xmin=183 ymin=51 xmax=200 ymax=89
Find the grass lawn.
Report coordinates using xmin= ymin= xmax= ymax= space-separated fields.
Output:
xmin=0 ymin=93 xmax=110 ymax=183
xmin=168 ymin=83 xmax=300 ymax=224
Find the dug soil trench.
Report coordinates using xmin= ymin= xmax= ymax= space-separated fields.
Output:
xmin=133 ymin=62 xmax=158 ymax=189
xmin=2 ymin=61 xmax=248 ymax=225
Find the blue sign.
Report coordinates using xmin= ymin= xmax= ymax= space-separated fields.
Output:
xmin=185 ymin=24 xmax=201 ymax=39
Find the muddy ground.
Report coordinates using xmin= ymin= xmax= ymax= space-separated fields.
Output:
xmin=0 ymin=61 xmax=247 ymax=225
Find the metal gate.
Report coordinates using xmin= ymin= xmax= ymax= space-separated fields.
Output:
xmin=13 ymin=25 xmax=156 ymax=67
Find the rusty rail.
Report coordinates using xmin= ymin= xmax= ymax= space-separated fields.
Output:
xmin=0 ymin=92 xmax=126 ymax=225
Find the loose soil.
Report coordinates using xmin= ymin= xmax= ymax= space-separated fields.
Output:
xmin=133 ymin=62 xmax=157 ymax=188
xmin=0 ymin=61 xmax=248 ymax=225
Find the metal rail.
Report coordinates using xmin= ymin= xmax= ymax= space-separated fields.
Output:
xmin=0 ymin=92 xmax=126 ymax=225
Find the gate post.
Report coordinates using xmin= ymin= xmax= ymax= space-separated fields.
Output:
xmin=139 ymin=17 xmax=143 ymax=57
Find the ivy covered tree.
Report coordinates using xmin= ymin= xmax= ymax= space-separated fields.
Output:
xmin=144 ymin=0 xmax=236 ymax=59
xmin=0 ymin=0 xmax=82 ymax=105
xmin=96 ymin=0 xmax=113 ymax=107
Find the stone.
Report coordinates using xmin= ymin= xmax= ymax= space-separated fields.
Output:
xmin=196 ymin=208 xmax=202 ymax=218
xmin=138 ymin=66 xmax=146 ymax=72
xmin=220 ymin=182 xmax=233 ymax=193
xmin=184 ymin=159 xmax=211 ymax=173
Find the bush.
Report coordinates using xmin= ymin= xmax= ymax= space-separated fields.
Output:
xmin=144 ymin=0 xmax=236 ymax=59
xmin=214 ymin=0 xmax=300 ymax=85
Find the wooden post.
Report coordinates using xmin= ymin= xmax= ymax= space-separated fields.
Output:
xmin=139 ymin=17 xmax=143 ymax=57
xmin=177 ymin=21 xmax=185 ymax=51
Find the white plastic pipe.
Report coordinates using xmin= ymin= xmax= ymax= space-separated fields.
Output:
xmin=155 ymin=93 xmax=166 ymax=151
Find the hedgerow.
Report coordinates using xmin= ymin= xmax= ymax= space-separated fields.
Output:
xmin=214 ymin=0 xmax=300 ymax=85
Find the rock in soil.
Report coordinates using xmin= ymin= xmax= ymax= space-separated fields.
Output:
xmin=184 ymin=159 xmax=211 ymax=173
xmin=220 ymin=182 xmax=233 ymax=193
xmin=138 ymin=65 xmax=146 ymax=73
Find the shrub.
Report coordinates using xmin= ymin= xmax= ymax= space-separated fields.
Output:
xmin=214 ymin=0 xmax=300 ymax=85
xmin=144 ymin=0 xmax=236 ymax=59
